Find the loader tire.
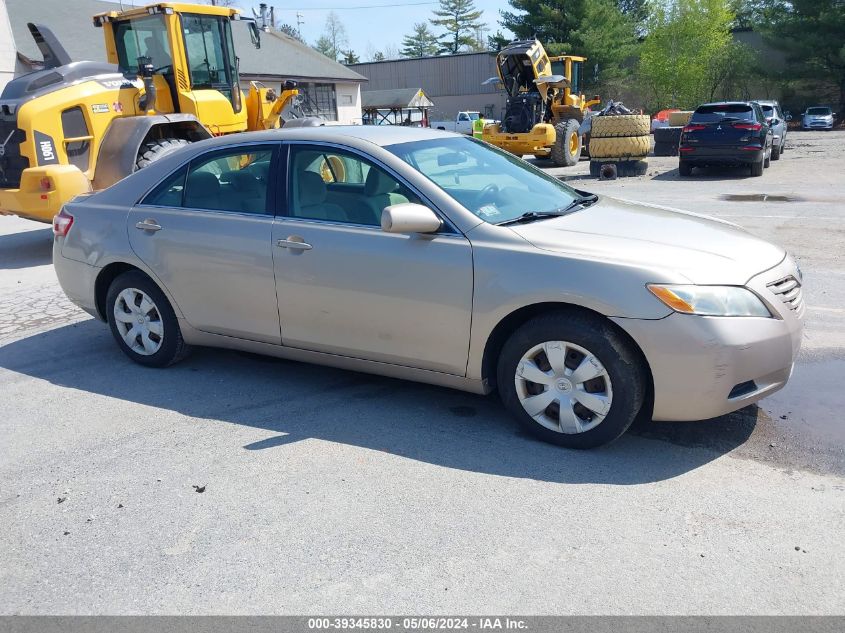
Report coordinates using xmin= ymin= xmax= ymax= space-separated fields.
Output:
xmin=667 ymin=110 xmax=693 ymax=127
xmin=550 ymin=119 xmax=582 ymax=167
xmin=135 ymin=138 xmax=191 ymax=171
xmin=588 ymin=135 xmax=650 ymax=159
xmin=590 ymin=114 xmax=650 ymax=138
xmin=653 ymin=126 xmax=683 ymax=145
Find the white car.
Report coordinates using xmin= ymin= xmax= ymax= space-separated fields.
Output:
xmin=802 ymin=106 xmax=835 ymax=130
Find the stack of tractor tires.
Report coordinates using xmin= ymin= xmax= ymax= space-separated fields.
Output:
xmin=653 ymin=126 xmax=684 ymax=156
xmin=588 ymin=114 xmax=651 ymax=177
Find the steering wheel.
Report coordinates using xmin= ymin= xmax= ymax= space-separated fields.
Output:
xmin=476 ymin=183 xmax=500 ymax=206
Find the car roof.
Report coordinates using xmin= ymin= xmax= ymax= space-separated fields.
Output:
xmin=696 ymin=101 xmax=755 ymax=108
xmin=195 ymin=125 xmax=463 ymax=151
xmin=753 ymin=100 xmax=778 ymax=106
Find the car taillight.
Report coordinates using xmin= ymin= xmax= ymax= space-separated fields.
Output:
xmin=53 ymin=209 xmax=74 ymax=237
xmin=683 ymin=124 xmax=707 ymax=132
xmin=733 ymin=122 xmax=762 ymax=130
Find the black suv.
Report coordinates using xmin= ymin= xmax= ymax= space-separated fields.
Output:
xmin=678 ymin=102 xmax=773 ymax=177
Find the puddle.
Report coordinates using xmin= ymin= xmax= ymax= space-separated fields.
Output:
xmin=721 ymin=193 xmax=805 ymax=203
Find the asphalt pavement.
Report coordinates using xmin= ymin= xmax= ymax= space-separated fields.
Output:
xmin=0 ymin=130 xmax=843 ymax=614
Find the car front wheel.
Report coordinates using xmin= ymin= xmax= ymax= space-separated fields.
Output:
xmin=497 ymin=311 xmax=647 ymax=449
xmin=106 ymin=271 xmax=190 ymax=367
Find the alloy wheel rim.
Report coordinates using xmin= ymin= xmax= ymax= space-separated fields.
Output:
xmin=514 ymin=340 xmax=613 ymax=434
xmin=113 ymin=288 xmax=164 ymax=356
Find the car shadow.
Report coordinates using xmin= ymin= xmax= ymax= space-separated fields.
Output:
xmin=652 ymin=166 xmax=756 ymax=181
xmin=0 ymin=227 xmax=53 ymax=270
xmin=0 ymin=320 xmax=761 ymax=485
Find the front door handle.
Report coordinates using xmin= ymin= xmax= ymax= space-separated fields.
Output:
xmin=276 ymin=237 xmax=312 ymax=251
xmin=135 ymin=219 xmax=162 ymax=232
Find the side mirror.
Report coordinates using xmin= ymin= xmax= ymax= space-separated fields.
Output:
xmin=381 ymin=203 xmax=442 ymax=234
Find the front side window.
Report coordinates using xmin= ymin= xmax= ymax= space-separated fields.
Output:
xmin=289 ymin=145 xmax=419 ymax=226
xmin=182 ymin=14 xmax=240 ymax=110
xmin=386 ymin=136 xmax=578 ymax=224
xmin=114 ymin=15 xmax=172 ymax=74
xmin=143 ymin=147 xmax=273 ymax=214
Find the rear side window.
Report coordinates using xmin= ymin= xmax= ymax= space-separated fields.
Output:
xmin=142 ymin=147 xmax=274 ymax=214
xmin=691 ymin=104 xmax=754 ymax=124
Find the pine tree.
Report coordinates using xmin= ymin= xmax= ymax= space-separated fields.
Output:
xmin=499 ymin=0 xmax=587 ymax=46
xmin=401 ymin=23 xmax=440 ymax=57
xmin=430 ymin=0 xmax=484 ymax=54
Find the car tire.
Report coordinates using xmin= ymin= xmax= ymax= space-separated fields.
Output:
xmin=764 ymin=147 xmax=771 ymax=168
xmin=135 ymin=138 xmax=191 ymax=171
xmin=771 ymin=144 xmax=781 ymax=160
xmin=550 ymin=119 xmax=582 ymax=167
xmin=496 ymin=310 xmax=647 ymax=449
xmin=678 ymin=161 xmax=693 ymax=177
xmin=750 ymin=158 xmax=764 ymax=177
xmin=106 ymin=271 xmax=190 ymax=368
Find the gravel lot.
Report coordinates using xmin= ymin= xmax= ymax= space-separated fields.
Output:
xmin=1 ymin=130 xmax=843 ymax=615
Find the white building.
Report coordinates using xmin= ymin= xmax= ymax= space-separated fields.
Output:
xmin=2 ymin=0 xmax=367 ymax=124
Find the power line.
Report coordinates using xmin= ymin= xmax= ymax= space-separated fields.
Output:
xmin=288 ymin=1 xmax=437 ymax=10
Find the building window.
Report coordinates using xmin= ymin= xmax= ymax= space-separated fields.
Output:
xmin=298 ymin=82 xmax=338 ymax=120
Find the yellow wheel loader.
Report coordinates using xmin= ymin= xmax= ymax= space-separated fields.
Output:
xmin=481 ymin=40 xmax=601 ymax=167
xmin=0 ymin=2 xmax=301 ymax=224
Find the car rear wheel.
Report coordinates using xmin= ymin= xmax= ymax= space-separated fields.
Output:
xmin=750 ymin=158 xmax=764 ymax=177
xmin=679 ymin=161 xmax=693 ymax=177
xmin=764 ymin=147 xmax=771 ymax=168
xmin=497 ymin=311 xmax=647 ymax=449
xmin=106 ymin=271 xmax=190 ymax=367
xmin=771 ymin=144 xmax=781 ymax=160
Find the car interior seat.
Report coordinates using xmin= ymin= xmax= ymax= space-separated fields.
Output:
xmin=295 ymin=171 xmax=347 ymax=222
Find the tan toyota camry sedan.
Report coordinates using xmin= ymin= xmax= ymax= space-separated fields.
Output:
xmin=52 ymin=126 xmax=804 ymax=448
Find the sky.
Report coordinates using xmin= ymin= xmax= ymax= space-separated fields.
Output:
xmin=234 ymin=0 xmax=516 ymax=60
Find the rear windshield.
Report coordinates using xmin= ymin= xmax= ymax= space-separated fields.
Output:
xmin=760 ymin=105 xmax=774 ymax=114
xmin=806 ymin=107 xmax=831 ymax=115
xmin=691 ymin=104 xmax=755 ymax=123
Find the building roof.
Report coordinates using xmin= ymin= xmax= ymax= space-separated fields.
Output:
xmin=361 ymin=88 xmax=434 ymax=110
xmin=6 ymin=0 xmax=366 ymax=84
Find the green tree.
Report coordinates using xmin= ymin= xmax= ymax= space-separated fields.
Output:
xmin=401 ymin=23 xmax=440 ymax=57
xmin=430 ymin=0 xmax=484 ymax=54
xmin=488 ymin=30 xmax=510 ymax=51
xmin=637 ymin=0 xmax=737 ymax=109
xmin=570 ymin=0 xmax=640 ymax=92
xmin=313 ymin=11 xmax=347 ymax=61
xmin=499 ymin=0 xmax=587 ymax=47
xmin=277 ymin=24 xmax=304 ymax=43
xmin=760 ymin=0 xmax=845 ymax=114
xmin=372 ymin=51 xmax=386 ymax=62
xmin=341 ymin=49 xmax=360 ymax=64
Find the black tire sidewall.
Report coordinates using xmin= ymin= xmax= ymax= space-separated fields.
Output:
xmin=497 ymin=311 xmax=647 ymax=449
xmin=106 ymin=271 xmax=183 ymax=368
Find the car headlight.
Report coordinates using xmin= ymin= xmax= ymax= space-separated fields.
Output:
xmin=647 ymin=284 xmax=771 ymax=317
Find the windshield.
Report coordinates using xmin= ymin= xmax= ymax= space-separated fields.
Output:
xmin=182 ymin=14 xmax=241 ymax=111
xmin=114 ymin=15 xmax=172 ymax=74
xmin=385 ymin=137 xmax=580 ymax=224
xmin=468 ymin=113 xmax=480 ymax=120
xmin=691 ymin=104 xmax=754 ymax=123
xmin=806 ymin=107 xmax=831 ymax=115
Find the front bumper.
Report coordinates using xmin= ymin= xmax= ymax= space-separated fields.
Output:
xmin=613 ymin=259 xmax=804 ymax=421
xmin=482 ymin=123 xmax=556 ymax=156
xmin=802 ymin=120 xmax=833 ymax=130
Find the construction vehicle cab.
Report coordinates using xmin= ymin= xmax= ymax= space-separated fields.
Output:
xmin=0 ymin=2 xmax=298 ymax=223
xmin=482 ymin=40 xmax=600 ymax=167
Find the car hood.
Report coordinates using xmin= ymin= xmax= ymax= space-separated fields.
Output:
xmin=508 ymin=196 xmax=785 ymax=285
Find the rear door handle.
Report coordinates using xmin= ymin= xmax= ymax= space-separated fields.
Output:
xmin=135 ymin=219 xmax=162 ymax=232
xmin=276 ymin=238 xmax=312 ymax=251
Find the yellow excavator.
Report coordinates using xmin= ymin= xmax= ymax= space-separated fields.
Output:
xmin=482 ymin=40 xmax=601 ymax=166
xmin=0 ymin=2 xmax=301 ymax=223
